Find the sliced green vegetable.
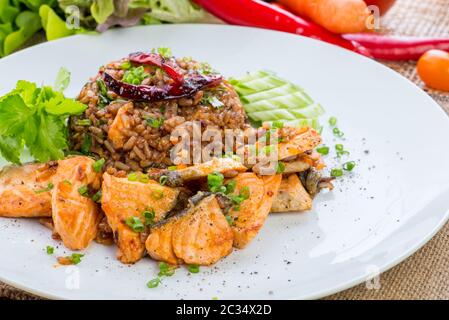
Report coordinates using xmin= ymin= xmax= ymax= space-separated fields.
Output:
xmin=229 ymin=70 xmax=324 ymax=130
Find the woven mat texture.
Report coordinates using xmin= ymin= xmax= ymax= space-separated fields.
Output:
xmin=1 ymin=0 xmax=448 ymax=300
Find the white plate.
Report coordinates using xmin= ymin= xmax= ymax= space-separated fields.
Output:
xmin=0 ymin=25 xmax=448 ymax=300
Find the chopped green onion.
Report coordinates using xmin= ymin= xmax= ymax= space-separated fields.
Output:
xmin=329 ymin=117 xmax=337 ymax=126
xmin=225 ymin=180 xmax=236 ymax=194
xmin=167 ymin=166 xmax=177 ymax=171
xmin=46 ymin=246 xmax=54 ymax=255
xmin=125 ymin=216 xmax=145 ymax=233
xmin=127 ymin=172 xmax=138 ymax=181
xmin=120 ymin=60 xmax=131 ymax=70
xmin=35 ymin=183 xmax=54 ymax=194
xmin=77 ymin=185 xmax=89 ymax=197
xmin=330 ymin=168 xmax=343 ymax=177
xmin=343 ymin=161 xmax=356 ymax=171
xmin=122 ymin=66 xmax=150 ymax=85
xmin=207 ymin=171 xmax=224 ymax=193
xmin=91 ymin=191 xmax=102 ymax=203
xmin=333 ymin=127 xmax=344 ymax=138
xmin=276 ymin=162 xmax=285 ymax=174
xmin=187 ymin=264 xmax=200 ymax=274
xmin=69 ymin=253 xmax=84 ymax=265
xmin=159 ymin=175 xmax=168 ymax=186
xmin=142 ymin=208 xmax=155 ymax=226
xmin=92 ymin=158 xmax=105 ymax=173
xmin=316 ymin=146 xmax=329 ymax=155
xmin=335 ymin=144 xmax=349 ymax=157
xmin=146 ymin=117 xmax=164 ymax=129
xmin=158 ymin=262 xmax=175 ymax=277
xmin=139 ymin=174 xmax=150 ymax=183
xmin=147 ymin=277 xmax=161 ymax=288
xmin=76 ymin=119 xmax=91 ymax=126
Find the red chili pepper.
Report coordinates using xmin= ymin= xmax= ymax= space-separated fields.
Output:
xmin=102 ymin=71 xmax=222 ymax=102
xmin=343 ymin=34 xmax=449 ymax=61
xmin=129 ymin=52 xmax=185 ymax=84
xmin=194 ymin=0 xmax=371 ymax=57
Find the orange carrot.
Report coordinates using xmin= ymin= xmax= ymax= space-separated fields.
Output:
xmin=278 ymin=0 xmax=372 ymax=34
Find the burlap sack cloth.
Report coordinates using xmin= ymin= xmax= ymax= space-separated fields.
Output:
xmin=1 ymin=0 xmax=448 ymax=300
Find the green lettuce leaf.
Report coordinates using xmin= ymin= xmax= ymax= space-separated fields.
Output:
xmin=3 ymin=11 xmax=41 ymax=55
xmin=40 ymin=5 xmax=75 ymax=41
xmin=91 ymin=0 xmax=115 ymax=24
xmin=129 ymin=0 xmax=204 ymax=23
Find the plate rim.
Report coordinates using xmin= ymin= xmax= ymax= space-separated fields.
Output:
xmin=0 ymin=23 xmax=448 ymax=300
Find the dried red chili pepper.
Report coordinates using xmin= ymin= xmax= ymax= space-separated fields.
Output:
xmin=102 ymin=71 xmax=222 ymax=102
xmin=129 ymin=52 xmax=184 ymax=84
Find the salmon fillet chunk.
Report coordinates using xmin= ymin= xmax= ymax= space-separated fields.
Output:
xmin=228 ymin=173 xmax=282 ymax=249
xmin=271 ymin=174 xmax=312 ymax=213
xmin=101 ymin=173 xmax=180 ymax=264
xmin=52 ymin=156 xmax=102 ymax=250
xmin=0 ymin=162 xmax=57 ymax=218
xmin=146 ymin=193 xmax=233 ymax=266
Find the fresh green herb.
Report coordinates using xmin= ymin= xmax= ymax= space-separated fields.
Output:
xmin=147 ymin=277 xmax=161 ymax=288
xmin=122 ymin=66 xmax=150 ymax=85
xmin=125 ymin=216 xmax=145 ymax=233
xmin=35 ymin=183 xmax=54 ymax=194
xmin=151 ymin=190 xmax=164 ymax=200
xmin=330 ymin=168 xmax=343 ymax=177
xmin=207 ymin=171 xmax=224 ymax=193
xmin=46 ymin=246 xmax=54 ymax=255
xmin=120 ymin=60 xmax=132 ymax=70
xmin=343 ymin=161 xmax=356 ymax=171
xmin=91 ymin=191 xmax=102 ymax=203
xmin=69 ymin=253 xmax=84 ymax=265
xmin=81 ymin=134 xmax=92 ymax=155
xmin=142 ymin=208 xmax=155 ymax=226
xmin=329 ymin=117 xmax=337 ymax=126
xmin=92 ymin=158 xmax=105 ymax=173
xmin=159 ymin=175 xmax=168 ymax=186
xmin=146 ymin=117 xmax=164 ymax=129
xmin=77 ymin=185 xmax=89 ymax=197
xmin=75 ymin=119 xmax=91 ymax=126
xmin=158 ymin=262 xmax=176 ymax=277
xmin=168 ymin=166 xmax=177 ymax=171
xmin=276 ymin=162 xmax=285 ymax=174
xmin=333 ymin=127 xmax=344 ymax=138
xmin=0 ymin=71 xmax=87 ymax=164
xmin=316 ymin=146 xmax=329 ymax=155
xmin=187 ymin=264 xmax=200 ymax=274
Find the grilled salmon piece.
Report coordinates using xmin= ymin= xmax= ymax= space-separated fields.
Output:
xmin=0 ymin=162 xmax=57 ymax=218
xmin=149 ymin=157 xmax=247 ymax=187
xmin=52 ymin=156 xmax=102 ymax=250
xmin=228 ymin=173 xmax=282 ymax=249
xmin=145 ymin=218 xmax=179 ymax=265
xmin=146 ymin=193 xmax=233 ymax=266
xmin=101 ymin=173 xmax=180 ymax=264
xmin=271 ymin=174 xmax=312 ymax=213
xmin=172 ymin=194 xmax=233 ymax=265
xmin=108 ymin=102 xmax=133 ymax=149
xmin=277 ymin=127 xmax=321 ymax=160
